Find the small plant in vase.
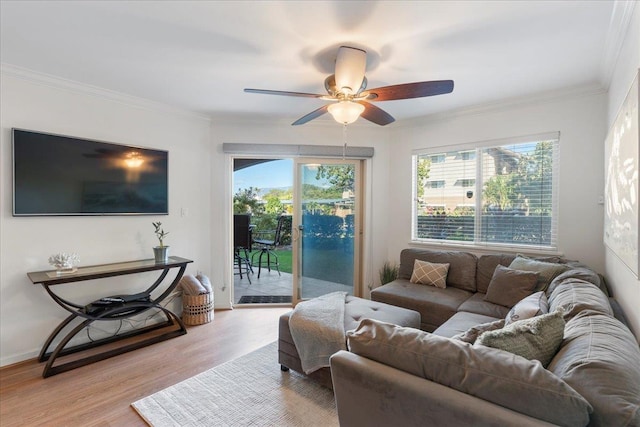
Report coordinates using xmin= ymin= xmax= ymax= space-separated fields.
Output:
xmin=152 ymin=222 xmax=169 ymax=263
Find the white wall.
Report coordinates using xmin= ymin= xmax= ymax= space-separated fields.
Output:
xmin=604 ymin=4 xmax=640 ymax=340
xmin=0 ymin=72 xmax=392 ymax=366
xmin=0 ymin=72 xmax=212 ymax=365
xmin=209 ymin=118 xmax=391 ymax=307
xmin=386 ymin=90 xmax=607 ymax=274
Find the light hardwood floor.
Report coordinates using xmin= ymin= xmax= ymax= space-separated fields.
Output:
xmin=0 ymin=307 xmax=291 ymax=427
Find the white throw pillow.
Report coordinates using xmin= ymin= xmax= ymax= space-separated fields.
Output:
xmin=410 ymin=259 xmax=449 ymax=288
xmin=505 ymin=291 xmax=548 ymax=326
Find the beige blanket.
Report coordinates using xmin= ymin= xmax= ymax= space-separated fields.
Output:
xmin=288 ymin=291 xmax=348 ymax=374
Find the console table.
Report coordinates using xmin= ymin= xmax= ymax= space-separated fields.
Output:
xmin=27 ymin=256 xmax=193 ymax=377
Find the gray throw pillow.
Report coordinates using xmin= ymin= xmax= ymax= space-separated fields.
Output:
xmin=452 ymin=319 xmax=505 ymax=344
xmin=508 ymin=256 xmax=570 ymax=291
xmin=484 ymin=265 xmax=538 ymax=307
xmin=476 ymin=310 xmax=565 ymax=367
xmin=505 ymin=291 xmax=548 ymax=326
xmin=347 ymin=318 xmax=591 ymax=426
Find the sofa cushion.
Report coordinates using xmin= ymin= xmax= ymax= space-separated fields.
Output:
xmin=371 ymin=280 xmax=472 ymax=332
xmin=476 ymin=254 xmax=517 ymax=293
xmin=484 ymin=265 xmax=538 ymax=307
xmin=505 ymin=291 xmax=548 ymax=326
xmin=508 ymin=256 xmax=570 ymax=291
xmin=457 ymin=293 xmax=511 ymax=319
xmin=409 ymin=259 xmax=449 ymax=288
xmin=476 ymin=310 xmax=565 ymax=367
xmin=451 ymin=318 xmax=505 ymax=344
xmin=433 ymin=311 xmax=501 ymax=338
xmin=548 ymin=279 xmax=613 ymax=321
xmin=347 ymin=319 xmax=592 ymax=427
xmin=343 ymin=295 xmax=421 ymax=332
xmin=548 ymin=267 xmax=603 ymax=294
xmin=399 ymin=249 xmax=478 ymax=292
xmin=548 ymin=311 xmax=640 ymax=427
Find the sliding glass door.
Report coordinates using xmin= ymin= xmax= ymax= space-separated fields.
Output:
xmin=293 ymin=159 xmax=361 ymax=303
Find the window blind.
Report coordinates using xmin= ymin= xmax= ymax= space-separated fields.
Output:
xmin=413 ymin=134 xmax=560 ymax=251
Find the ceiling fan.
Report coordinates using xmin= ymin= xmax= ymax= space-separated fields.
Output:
xmin=244 ymin=46 xmax=454 ymax=126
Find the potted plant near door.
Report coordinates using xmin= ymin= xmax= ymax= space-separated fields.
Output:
xmin=378 ymin=261 xmax=399 ymax=286
xmin=152 ymin=222 xmax=169 ymax=263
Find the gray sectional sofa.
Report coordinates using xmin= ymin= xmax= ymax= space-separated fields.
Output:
xmin=330 ymin=248 xmax=640 ymax=427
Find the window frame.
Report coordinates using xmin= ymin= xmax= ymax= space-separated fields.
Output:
xmin=411 ymin=132 xmax=560 ymax=253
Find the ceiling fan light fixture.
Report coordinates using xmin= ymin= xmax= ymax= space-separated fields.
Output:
xmin=335 ymin=46 xmax=366 ymax=96
xmin=328 ymin=101 xmax=365 ymax=124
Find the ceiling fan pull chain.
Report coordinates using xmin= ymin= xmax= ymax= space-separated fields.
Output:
xmin=342 ymin=123 xmax=348 ymax=160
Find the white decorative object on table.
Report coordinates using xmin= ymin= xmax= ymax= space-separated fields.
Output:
xmin=48 ymin=253 xmax=80 ymax=274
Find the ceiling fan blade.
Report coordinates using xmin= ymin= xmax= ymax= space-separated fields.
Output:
xmin=366 ymin=80 xmax=454 ymax=101
xmin=292 ymin=104 xmax=330 ymax=126
xmin=244 ymin=88 xmax=325 ymax=98
xmin=334 ymin=46 xmax=366 ymax=95
xmin=358 ymin=101 xmax=395 ymax=126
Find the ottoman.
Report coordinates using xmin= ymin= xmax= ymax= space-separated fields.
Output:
xmin=278 ymin=295 xmax=421 ymax=389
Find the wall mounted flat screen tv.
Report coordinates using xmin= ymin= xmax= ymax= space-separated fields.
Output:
xmin=12 ymin=129 xmax=169 ymax=216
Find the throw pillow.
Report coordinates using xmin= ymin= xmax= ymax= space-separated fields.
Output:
xmin=346 ymin=319 xmax=591 ymax=426
xmin=484 ymin=265 xmax=538 ymax=307
xmin=508 ymin=256 xmax=570 ymax=291
xmin=509 ymin=255 xmax=570 ymax=291
xmin=476 ymin=310 xmax=565 ymax=367
xmin=410 ymin=259 xmax=449 ymax=288
xmin=504 ymin=291 xmax=548 ymax=326
xmin=452 ymin=319 xmax=505 ymax=344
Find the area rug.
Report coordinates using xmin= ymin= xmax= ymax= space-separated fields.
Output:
xmin=131 ymin=342 xmax=337 ymax=426
xmin=238 ymin=295 xmax=292 ymax=304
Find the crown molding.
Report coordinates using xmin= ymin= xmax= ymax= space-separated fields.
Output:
xmin=601 ymin=0 xmax=637 ymax=89
xmin=1 ymin=63 xmax=609 ymax=131
xmin=400 ymin=83 xmax=607 ymax=128
xmin=1 ymin=63 xmax=211 ymax=122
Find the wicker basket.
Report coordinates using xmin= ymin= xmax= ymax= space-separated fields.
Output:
xmin=182 ymin=292 xmax=214 ymax=325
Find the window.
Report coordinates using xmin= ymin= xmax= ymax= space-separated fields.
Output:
xmin=430 ymin=154 xmax=445 ymax=163
xmin=426 ymin=180 xmax=445 ymax=188
xmin=455 ymin=179 xmax=476 ymax=187
xmin=460 ymin=151 xmax=476 ymax=161
xmin=413 ymin=133 xmax=559 ymax=250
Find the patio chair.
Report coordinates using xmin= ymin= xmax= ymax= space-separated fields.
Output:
xmin=252 ymin=215 xmax=289 ymax=278
xmin=234 ymin=214 xmax=253 ymax=283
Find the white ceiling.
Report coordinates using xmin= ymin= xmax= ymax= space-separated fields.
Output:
xmin=0 ymin=1 xmax=623 ymax=125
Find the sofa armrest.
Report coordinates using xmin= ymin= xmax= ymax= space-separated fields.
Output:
xmin=330 ymin=351 xmax=557 ymax=427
